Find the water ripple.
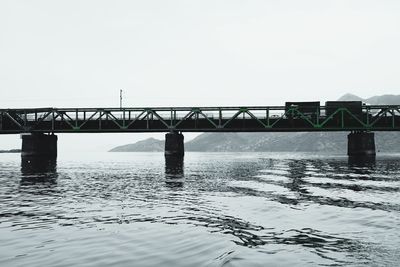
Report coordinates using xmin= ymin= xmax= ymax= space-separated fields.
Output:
xmin=0 ymin=152 xmax=399 ymax=266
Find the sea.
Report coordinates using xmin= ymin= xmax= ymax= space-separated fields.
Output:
xmin=0 ymin=152 xmax=399 ymax=266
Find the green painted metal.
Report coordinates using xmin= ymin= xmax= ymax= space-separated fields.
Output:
xmin=0 ymin=105 xmax=399 ymax=134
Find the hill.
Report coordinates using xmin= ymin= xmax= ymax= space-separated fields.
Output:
xmin=109 ymin=137 xmax=164 ymax=152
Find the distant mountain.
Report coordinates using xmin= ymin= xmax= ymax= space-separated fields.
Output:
xmin=365 ymin=95 xmax=400 ymax=105
xmin=186 ymin=132 xmax=346 ymax=152
xmin=337 ymin=93 xmax=364 ymax=102
xmin=186 ymin=132 xmax=400 ymax=152
xmin=109 ymin=137 xmax=164 ymax=152
xmin=337 ymin=93 xmax=400 ymax=105
xmin=186 ymin=133 xmax=246 ymax=151
xmin=109 ymin=93 xmax=400 ymax=153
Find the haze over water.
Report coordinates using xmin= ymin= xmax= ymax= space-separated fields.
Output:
xmin=0 ymin=152 xmax=399 ymax=266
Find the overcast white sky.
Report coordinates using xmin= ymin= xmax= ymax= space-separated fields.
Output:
xmin=0 ymin=0 xmax=399 ymax=151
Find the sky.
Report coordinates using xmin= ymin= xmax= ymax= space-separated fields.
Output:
xmin=0 ymin=0 xmax=399 ymax=151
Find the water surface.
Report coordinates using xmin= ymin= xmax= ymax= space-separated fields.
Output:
xmin=0 ymin=152 xmax=399 ymax=266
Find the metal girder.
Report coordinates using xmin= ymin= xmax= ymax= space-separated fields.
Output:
xmin=3 ymin=112 xmax=24 ymax=130
xmin=0 ymin=105 xmax=399 ymax=134
xmin=370 ymin=107 xmax=393 ymax=127
xmin=174 ymin=111 xmax=195 ymax=128
xmin=222 ymin=109 xmax=244 ymax=128
xmin=148 ymin=110 xmax=170 ymax=128
xmin=245 ymin=110 xmax=268 ymax=128
xmin=198 ymin=111 xmax=218 ymax=128
xmin=125 ymin=110 xmax=146 ymax=129
xmin=105 ymin=111 xmax=124 ymax=129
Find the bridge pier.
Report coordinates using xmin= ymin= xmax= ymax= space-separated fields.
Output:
xmin=165 ymin=132 xmax=184 ymax=157
xmin=21 ymin=133 xmax=58 ymax=158
xmin=347 ymin=131 xmax=375 ymax=158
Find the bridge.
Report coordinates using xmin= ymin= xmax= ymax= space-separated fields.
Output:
xmin=1 ymin=102 xmax=399 ymax=158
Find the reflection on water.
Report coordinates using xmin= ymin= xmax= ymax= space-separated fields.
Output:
xmin=20 ymin=156 xmax=58 ymax=186
xmin=165 ymin=156 xmax=184 ymax=188
xmin=0 ymin=152 xmax=399 ymax=267
xmin=21 ymin=156 xmax=57 ymax=174
xmin=348 ymin=156 xmax=376 ymax=168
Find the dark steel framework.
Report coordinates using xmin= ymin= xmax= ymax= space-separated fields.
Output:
xmin=0 ymin=105 xmax=399 ymax=134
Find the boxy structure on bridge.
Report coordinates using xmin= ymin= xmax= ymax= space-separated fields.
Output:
xmin=1 ymin=102 xmax=399 ymax=160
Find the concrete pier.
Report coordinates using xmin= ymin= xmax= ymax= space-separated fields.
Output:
xmin=21 ymin=133 xmax=58 ymax=158
xmin=347 ymin=132 xmax=376 ymax=157
xmin=165 ymin=132 xmax=184 ymax=157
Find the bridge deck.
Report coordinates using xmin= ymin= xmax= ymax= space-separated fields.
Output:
xmin=0 ymin=105 xmax=399 ymax=134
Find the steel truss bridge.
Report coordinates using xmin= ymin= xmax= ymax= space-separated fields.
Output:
xmin=0 ymin=105 xmax=400 ymax=134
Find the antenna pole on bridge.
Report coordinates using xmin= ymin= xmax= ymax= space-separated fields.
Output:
xmin=120 ymin=89 xmax=123 ymax=109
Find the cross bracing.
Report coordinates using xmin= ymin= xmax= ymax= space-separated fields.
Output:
xmin=0 ymin=105 xmax=399 ymax=134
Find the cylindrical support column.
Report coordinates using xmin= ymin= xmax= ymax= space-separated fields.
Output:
xmin=21 ymin=133 xmax=58 ymax=158
xmin=347 ymin=132 xmax=375 ymax=157
xmin=165 ymin=132 xmax=184 ymax=157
